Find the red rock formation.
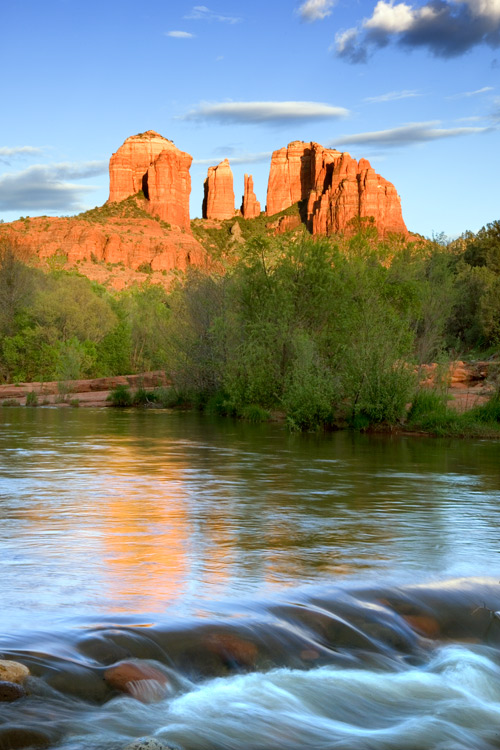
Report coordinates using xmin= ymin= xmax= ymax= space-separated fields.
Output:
xmin=0 ymin=214 xmax=206 ymax=288
xmin=147 ymin=148 xmax=192 ymax=230
xmin=266 ymin=141 xmax=315 ymax=216
xmin=109 ymin=131 xmax=192 ymax=231
xmin=202 ymin=159 xmax=235 ymax=220
xmin=240 ymin=174 xmax=261 ymax=219
xmin=266 ymin=141 xmax=407 ymax=237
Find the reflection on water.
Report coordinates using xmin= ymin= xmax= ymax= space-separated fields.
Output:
xmin=1 ymin=408 xmax=500 ymax=626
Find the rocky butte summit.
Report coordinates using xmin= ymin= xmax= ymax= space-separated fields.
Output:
xmin=0 ymin=131 xmax=408 ymax=286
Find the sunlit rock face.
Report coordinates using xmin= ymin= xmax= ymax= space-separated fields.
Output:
xmin=240 ymin=174 xmax=261 ymax=219
xmin=266 ymin=141 xmax=407 ymax=237
xmin=202 ymin=159 xmax=235 ymax=220
xmin=109 ymin=131 xmax=192 ymax=231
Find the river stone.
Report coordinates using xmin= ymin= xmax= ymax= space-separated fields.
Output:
xmin=123 ymin=739 xmax=170 ymax=750
xmin=104 ymin=660 xmax=169 ymax=702
xmin=0 ymin=727 xmax=50 ymax=749
xmin=0 ymin=681 xmax=25 ymax=702
xmin=0 ymin=661 xmax=30 ymax=685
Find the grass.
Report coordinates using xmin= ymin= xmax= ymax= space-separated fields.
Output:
xmin=75 ymin=194 xmax=171 ymax=231
xmin=406 ymin=389 xmax=500 ymax=438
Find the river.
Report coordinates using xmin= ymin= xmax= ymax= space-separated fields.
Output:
xmin=1 ymin=407 xmax=500 ymax=749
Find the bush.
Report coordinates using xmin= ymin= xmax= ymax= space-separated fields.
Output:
xmin=2 ymin=399 xmax=19 ymax=406
xmin=106 ymin=384 xmax=132 ymax=407
xmin=239 ymin=404 xmax=270 ymax=422
xmin=25 ymin=391 xmax=38 ymax=407
xmin=131 ymin=387 xmax=159 ymax=406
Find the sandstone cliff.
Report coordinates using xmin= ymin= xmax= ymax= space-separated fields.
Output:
xmin=266 ymin=141 xmax=407 ymax=237
xmin=202 ymin=159 xmax=235 ymax=220
xmin=0 ymin=208 xmax=206 ymax=289
xmin=109 ymin=131 xmax=192 ymax=231
xmin=240 ymin=174 xmax=261 ymax=219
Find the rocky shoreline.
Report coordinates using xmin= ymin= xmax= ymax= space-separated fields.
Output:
xmin=0 ymin=371 xmax=169 ymax=408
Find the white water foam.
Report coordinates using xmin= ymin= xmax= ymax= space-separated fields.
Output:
xmin=60 ymin=644 xmax=500 ymax=750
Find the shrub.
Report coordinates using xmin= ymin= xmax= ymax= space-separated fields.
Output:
xmin=25 ymin=391 xmax=38 ymax=407
xmin=155 ymin=387 xmax=192 ymax=408
xmin=132 ymin=387 xmax=159 ymax=406
xmin=239 ymin=404 xmax=270 ymax=422
xmin=106 ymin=384 xmax=132 ymax=407
xmin=2 ymin=399 xmax=19 ymax=406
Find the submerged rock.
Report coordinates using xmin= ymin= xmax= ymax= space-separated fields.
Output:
xmin=123 ymin=739 xmax=172 ymax=750
xmin=104 ymin=660 xmax=169 ymax=702
xmin=0 ymin=727 xmax=50 ymax=749
xmin=0 ymin=681 xmax=26 ymax=702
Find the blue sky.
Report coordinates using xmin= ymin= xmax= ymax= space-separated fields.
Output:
xmin=1 ymin=0 xmax=499 ymax=238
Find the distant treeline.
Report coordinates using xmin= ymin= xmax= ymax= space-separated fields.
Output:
xmin=1 ymin=220 xmax=500 ymax=429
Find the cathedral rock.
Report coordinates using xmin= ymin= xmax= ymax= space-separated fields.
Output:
xmin=108 ymin=131 xmax=192 ymax=231
xmin=266 ymin=141 xmax=407 ymax=237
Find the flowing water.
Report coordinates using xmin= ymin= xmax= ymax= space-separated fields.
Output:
xmin=1 ymin=408 xmax=500 ymax=749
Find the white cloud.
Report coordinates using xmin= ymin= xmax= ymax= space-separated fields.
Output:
xmin=182 ymin=101 xmax=350 ymax=124
xmin=0 ymin=161 xmax=107 ymax=212
xmin=447 ymin=86 xmax=494 ymax=98
xmin=298 ymin=0 xmax=336 ymax=22
xmin=364 ymin=1 xmax=416 ymax=33
xmin=333 ymin=121 xmax=494 ymax=147
xmin=364 ymin=89 xmax=420 ymax=102
xmin=0 ymin=146 xmax=42 ymax=158
xmin=183 ymin=6 xmax=241 ymax=23
xmin=165 ymin=31 xmax=195 ymax=38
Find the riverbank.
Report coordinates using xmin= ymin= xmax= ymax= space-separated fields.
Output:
xmin=0 ymin=360 xmax=499 ymax=438
xmin=0 ymin=371 xmax=169 ymax=407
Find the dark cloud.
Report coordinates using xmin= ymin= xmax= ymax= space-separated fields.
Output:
xmin=335 ymin=0 xmax=500 ymax=63
xmin=181 ymin=101 xmax=350 ymax=125
xmin=0 ymin=161 xmax=107 ymax=213
xmin=333 ymin=120 xmax=494 ymax=148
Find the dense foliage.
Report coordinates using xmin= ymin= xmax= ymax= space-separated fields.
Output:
xmin=1 ymin=218 xmax=500 ymax=429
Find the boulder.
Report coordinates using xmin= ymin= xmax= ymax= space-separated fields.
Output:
xmin=202 ymin=159 xmax=235 ymax=220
